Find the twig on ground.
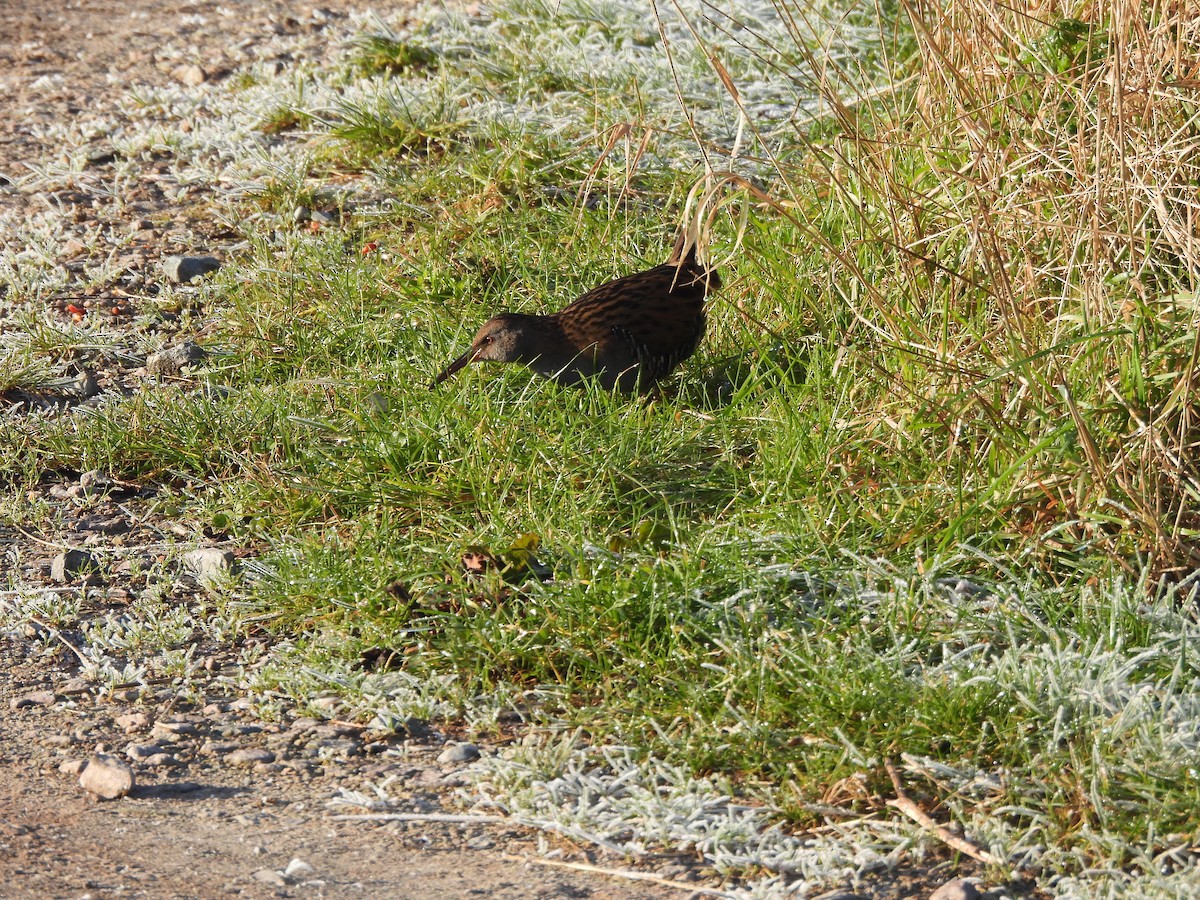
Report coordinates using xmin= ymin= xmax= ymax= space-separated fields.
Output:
xmin=334 ymin=809 xmax=635 ymax=857
xmin=27 ymin=616 xmax=91 ymax=669
xmin=499 ymin=854 xmax=734 ymax=897
xmin=331 ymin=812 xmax=507 ymax=824
xmin=884 ymin=757 xmax=1001 ymax=866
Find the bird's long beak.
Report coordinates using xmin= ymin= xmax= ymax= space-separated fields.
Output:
xmin=431 ymin=348 xmax=475 ymax=387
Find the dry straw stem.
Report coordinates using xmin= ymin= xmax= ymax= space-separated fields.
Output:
xmin=884 ymin=757 xmax=1002 ymax=867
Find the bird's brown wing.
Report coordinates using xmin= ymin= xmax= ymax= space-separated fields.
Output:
xmin=559 ymin=261 xmax=715 ymax=386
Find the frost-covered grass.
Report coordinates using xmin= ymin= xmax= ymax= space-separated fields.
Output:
xmin=3 ymin=0 xmax=1200 ymax=896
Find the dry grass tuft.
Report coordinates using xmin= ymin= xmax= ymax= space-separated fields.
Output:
xmin=757 ymin=0 xmax=1200 ymax=573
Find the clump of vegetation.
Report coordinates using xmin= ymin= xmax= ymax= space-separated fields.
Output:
xmin=769 ymin=0 xmax=1200 ymax=577
xmin=348 ymin=31 xmax=439 ymax=76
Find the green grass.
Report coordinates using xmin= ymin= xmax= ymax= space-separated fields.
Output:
xmin=4 ymin=0 xmax=1200 ymax=892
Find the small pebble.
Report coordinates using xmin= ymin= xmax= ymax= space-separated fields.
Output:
xmin=930 ymin=879 xmax=982 ymax=900
xmin=162 ymin=255 xmax=220 ymax=284
xmin=251 ymin=868 xmax=288 ymax=887
xmin=226 ymin=747 xmax=276 ymax=767
xmin=437 ymin=742 xmax=481 ymax=765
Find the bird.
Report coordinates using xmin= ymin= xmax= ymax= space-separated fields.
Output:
xmin=432 ymin=234 xmax=721 ymax=393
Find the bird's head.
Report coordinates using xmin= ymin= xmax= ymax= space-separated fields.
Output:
xmin=432 ymin=313 xmax=542 ymax=385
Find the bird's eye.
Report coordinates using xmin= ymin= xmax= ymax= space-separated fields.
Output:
xmin=481 ymin=335 xmax=493 ymax=344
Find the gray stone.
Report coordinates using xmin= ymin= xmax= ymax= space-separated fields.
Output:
xmin=930 ymin=880 xmax=983 ymax=900
xmin=227 ymin=747 xmax=276 ymax=767
xmin=184 ymin=548 xmax=237 ymax=586
xmin=80 ymin=753 xmax=135 ymax=799
xmin=437 ymin=742 xmax=480 ymax=765
xmin=51 ymin=549 xmax=99 ymax=583
xmin=162 ymin=254 xmax=220 ymax=283
xmin=146 ymin=340 xmax=206 ymax=375
xmin=73 ymin=369 xmax=100 ymax=399
xmin=292 ymin=205 xmax=311 ymax=224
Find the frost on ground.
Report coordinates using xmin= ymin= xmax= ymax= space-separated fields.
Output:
xmin=316 ymin=554 xmax=1200 ymax=898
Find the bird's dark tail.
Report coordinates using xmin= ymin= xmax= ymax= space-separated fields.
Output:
xmin=667 ymin=229 xmax=721 ymax=292
xmin=668 ymin=228 xmax=696 ymax=267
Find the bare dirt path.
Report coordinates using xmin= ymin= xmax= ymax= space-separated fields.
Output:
xmin=0 ymin=3 xmax=680 ymax=897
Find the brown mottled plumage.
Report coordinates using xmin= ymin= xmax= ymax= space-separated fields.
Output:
xmin=433 ymin=236 xmax=720 ymax=392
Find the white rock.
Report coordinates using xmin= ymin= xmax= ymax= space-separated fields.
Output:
xmin=284 ymin=858 xmax=314 ymax=878
xmin=184 ymin=548 xmax=237 ymax=586
xmin=80 ymin=753 xmax=134 ymax=799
